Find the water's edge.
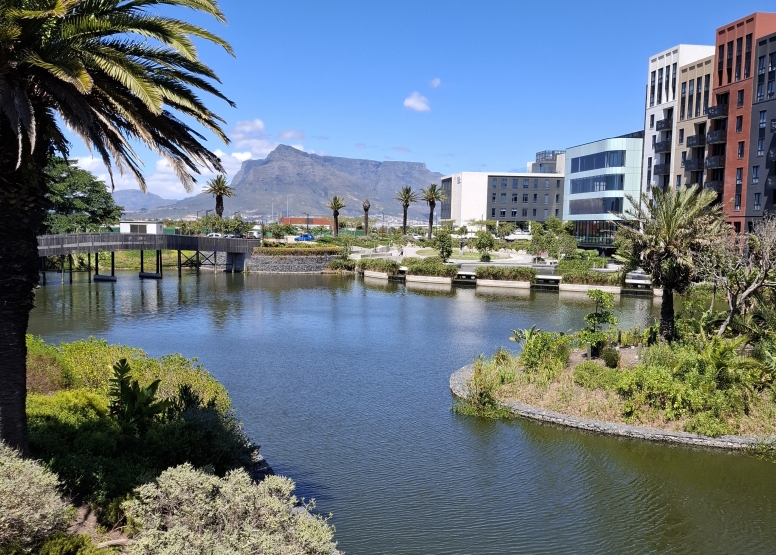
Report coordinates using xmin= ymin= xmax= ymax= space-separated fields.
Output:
xmin=449 ymin=365 xmax=771 ymax=450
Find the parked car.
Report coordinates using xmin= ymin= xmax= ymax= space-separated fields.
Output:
xmin=224 ymin=233 xmax=235 ymax=238
xmin=247 ymin=231 xmax=261 ymax=239
xmin=294 ymin=233 xmax=315 ymax=241
xmin=206 ymin=232 xmax=222 ymax=238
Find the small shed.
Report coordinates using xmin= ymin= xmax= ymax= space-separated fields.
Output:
xmin=119 ymin=220 xmax=164 ymax=234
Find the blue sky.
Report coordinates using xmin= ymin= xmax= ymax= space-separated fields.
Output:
xmin=74 ymin=0 xmax=771 ymax=199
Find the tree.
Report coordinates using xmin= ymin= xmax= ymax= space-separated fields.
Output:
xmin=696 ymin=215 xmax=776 ymax=336
xmin=420 ymin=183 xmax=447 ymax=239
xmin=202 ymin=175 xmax=235 ymax=218
xmin=530 ymin=217 xmax=576 ymax=259
xmin=435 ymin=230 xmax=453 ymax=261
xmin=616 ymin=185 xmax=723 ymax=342
xmin=362 ymin=199 xmax=370 ymax=236
xmin=494 ymin=221 xmax=516 ymax=240
xmin=394 ymin=186 xmax=417 ymax=235
xmin=0 ymin=0 xmax=233 ymax=453
xmin=42 ymin=157 xmax=123 ymax=234
xmin=473 ymin=231 xmax=496 ymax=262
xmin=326 ymin=196 xmax=346 ymax=237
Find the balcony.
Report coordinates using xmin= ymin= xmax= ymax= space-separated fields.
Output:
xmin=767 ymin=176 xmax=776 ymax=188
xmin=654 ymin=140 xmax=672 ymax=153
xmin=655 ymin=118 xmax=673 ymax=131
xmin=707 ymin=104 xmax=729 ymax=119
xmin=684 ymin=158 xmax=704 ymax=171
xmin=706 ymin=129 xmax=727 ymax=144
xmin=653 ymin=163 xmax=671 ymax=175
xmin=686 ymin=134 xmax=706 ymax=148
xmin=705 ymin=155 xmax=726 ymax=169
xmin=704 ymin=181 xmax=724 ymax=193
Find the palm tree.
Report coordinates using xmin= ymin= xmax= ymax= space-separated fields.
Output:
xmin=420 ymin=183 xmax=447 ymax=240
xmin=362 ymin=199 xmax=370 ymax=236
xmin=0 ymin=0 xmax=233 ymax=453
xmin=616 ymin=185 xmax=723 ymax=342
xmin=394 ymin=186 xmax=418 ymax=235
xmin=326 ymin=196 xmax=346 ymax=237
xmin=203 ymin=175 xmax=235 ymax=218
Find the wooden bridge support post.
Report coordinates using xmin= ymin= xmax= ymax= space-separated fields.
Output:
xmin=87 ymin=252 xmax=91 ymax=283
xmin=95 ymin=252 xmax=99 ymax=275
xmin=158 ymin=250 xmax=162 ymax=278
xmin=111 ymin=252 xmax=115 ymax=277
xmin=177 ymin=250 xmax=181 ymax=277
xmin=196 ymin=250 xmax=200 ymax=273
xmin=60 ymin=255 xmax=65 ymax=285
xmin=140 ymin=250 xmax=144 ymax=274
xmin=68 ymin=254 xmax=73 ymax=284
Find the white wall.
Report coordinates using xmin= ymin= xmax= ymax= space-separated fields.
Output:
xmin=120 ymin=221 xmax=164 ymax=234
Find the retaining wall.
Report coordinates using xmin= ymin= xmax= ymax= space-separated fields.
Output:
xmin=246 ymin=254 xmax=340 ymax=273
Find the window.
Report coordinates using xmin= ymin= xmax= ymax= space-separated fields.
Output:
xmin=738 ymin=142 xmax=745 ymax=158
xmin=129 ymin=224 xmax=147 ymax=234
xmin=760 ymin=110 xmax=767 ymax=128
xmin=521 ymin=209 xmax=527 ymax=217
xmin=736 ymin=116 xmax=743 ymax=133
xmin=532 ymin=209 xmax=537 ymax=218
xmin=556 ymin=180 xmax=561 ymax=188
xmin=734 ymin=222 xmax=741 ymax=233
xmin=679 ymin=129 xmax=684 ymax=144
xmin=737 ymin=89 xmax=744 ymax=107
xmin=491 ymin=193 xmax=496 ymax=202
xmin=647 ymin=156 xmax=652 ymax=185
xmin=688 ymin=80 xmax=694 ymax=116
xmin=650 ymin=70 xmax=656 ymax=106
xmin=570 ymin=151 xmax=627 ymax=173
xmin=753 ymin=166 xmax=760 ymax=183
xmin=555 ymin=194 xmax=559 ymax=203
xmin=735 ymin=37 xmax=743 ymax=81
xmin=512 ymin=178 xmax=518 ymax=189
xmin=569 ymin=174 xmax=625 ymax=194
xmin=543 ymin=209 xmax=548 ymax=219
xmin=681 ymin=151 xmax=687 ymax=166
xmin=736 ymin=168 xmax=743 ymax=185
xmin=745 ymin=34 xmax=753 ymax=79
xmin=755 ymin=193 xmax=761 ymax=210
xmin=657 ymin=68 xmax=663 ymax=104
xmin=650 ymin=113 xmax=655 ymax=128
xmin=757 ymin=83 xmax=764 ymax=102
xmin=768 ymin=79 xmax=775 ymax=99
xmin=492 ymin=178 xmax=497 ymax=189
xmin=500 ymin=193 xmax=506 ymax=203
xmin=727 ymin=41 xmax=733 ymax=84
xmin=511 ymin=209 xmax=517 ymax=218
xmin=568 ymin=198 xmax=623 ymax=215
xmin=704 ymin=74 xmax=710 ymax=114
xmin=735 ymin=194 xmax=741 ymax=211
xmin=544 ymin=179 xmax=549 ymax=189
xmin=696 ymin=77 xmax=702 ymax=118
xmin=523 ymin=179 xmax=529 ymax=188
xmin=523 ymin=194 xmax=528 ymax=203
xmin=501 ymin=178 xmax=507 ymax=188
xmin=533 ymin=194 xmax=537 ymax=203
xmin=555 ymin=209 xmax=559 ymax=217
xmin=758 ymin=138 xmax=765 ymax=156
xmin=652 ymin=135 xmax=656 ymax=147
xmin=759 ymin=55 xmax=767 ymax=75
xmin=512 ymin=194 xmax=518 ymax=203
xmin=676 ymin=175 xmax=682 ymax=188
xmin=500 ymin=209 xmax=506 ymax=217
xmin=544 ymin=194 xmax=549 ymax=204
xmin=672 ymin=63 xmax=677 ymax=99
xmin=491 ymin=208 xmax=495 ymax=217
xmin=771 ymin=52 xmax=776 ymax=72
xmin=680 ymin=82 xmax=686 ymax=120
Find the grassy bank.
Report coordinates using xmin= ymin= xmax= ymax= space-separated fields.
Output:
xmin=47 ymin=250 xmax=199 ymax=271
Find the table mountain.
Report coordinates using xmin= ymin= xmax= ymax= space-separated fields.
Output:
xmin=138 ymin=145 xmax=443 ymax=221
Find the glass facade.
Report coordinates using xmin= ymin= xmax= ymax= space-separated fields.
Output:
xmin=572 ymin=221 xmax=618 ymax=245
xmin=570 ymin=174 xmax=625 ymax=194
xmin=570 ymin=150 xmax=626 ymax=173
xmin=569 ymin=197 xmax=622 ymax=216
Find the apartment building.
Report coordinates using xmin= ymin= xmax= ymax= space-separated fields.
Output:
xmin=642 ymin=45 xmax=715 ymax=195
xmin=564 ymin=132 xmax=644 ymax=248
xmin=440 ymin=152 xmax=565 ymax=228
xmin=674 ymin=55 xmax=715 ymax=189
xmin=748 ymin=32 xmax=776 ymax=221
xmin=708 ymin=12 xmax=776 ymax=231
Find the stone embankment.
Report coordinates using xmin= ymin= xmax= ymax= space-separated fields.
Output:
xmin=246 ymin=254 xmax=339 ymax=273
xmin=450 ymin=365 xmax=768 ymax=450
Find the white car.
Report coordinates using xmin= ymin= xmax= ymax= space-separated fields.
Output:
xmin=206 ymin=232 xmax=222 ymax=238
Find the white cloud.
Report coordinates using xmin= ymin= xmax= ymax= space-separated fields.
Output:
xmin=229 ymin=118 xmax=277 ymax=158
xmin=277 ymin=129 xmax=305 ymax=141
xmin=391 ymin=146 xmax=411 ymax=153
xmin=403 ymin=92 xmax=430 ymax=112
xmin=232 ymin=151 xmax=252 ymax=162
xmin=430 ymin=77 xmax=441 ymax=88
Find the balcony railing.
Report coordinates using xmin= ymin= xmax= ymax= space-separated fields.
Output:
xmin=653 ymin=163 xmax=671 ymax=175
xmin=767 ymin=176 xmax=776 ymax=188
xmin=704 ymin=180 xmax=724 ymax=193
xmin=686 ymin=134 xmax=706 ymax=148
xmin=706 ymin=129 xmax=727 ymax=144
xmin=654 ymin=140 xmax=672 ymax=153
xmin=684 ymin=158 xmax=704 ymax=171
xmin=705 ymin=155 xmax=726 ymax=169
xmin=655 ymin=118 xmax=673 ymax=131
xmin=707 ymin=104 xmax=729 ymax=119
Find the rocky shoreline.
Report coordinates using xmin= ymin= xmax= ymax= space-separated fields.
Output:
xmin=450 ymin=365 xmax=772 ymax=451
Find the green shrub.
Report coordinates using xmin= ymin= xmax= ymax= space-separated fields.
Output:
xmin=357 ymin=258 xmax=400 ymax=274
xmin=403 ymin=256 xmax=459 ymax=278
xmin=326 ymin=259 xmax=355 ymax=271
xmin=252 ymin=246 xmax=340 ymax=256
xmin=560 ymin=270 xmax=620 ymax=285
xmin=572 ymin=361 xmax=620 ymax=390
xmin=434 ymin=231 xmax=453 ymax=261
xmin=480 ymin=253 xmax=491 ymax=262
xmin=601 ymin=346 xmax=620 ymax=368
xmin=556 ymin=256 xmax=607 ymax=274
xmin=123 ymin=465 xmax=337 ymax=555
xmin=37 ymin=534 xmax=101 ymax=555
xmin=475 ymin=266 xmax=537 ymax=283
xmin=0 ymin=443 xmax=72 ymax=553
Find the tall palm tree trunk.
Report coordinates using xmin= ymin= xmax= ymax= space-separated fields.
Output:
xmin=0 ymin=141 xmax=49 ymax=454
xmin=660 ymin=287 xmax=675 ymax=342
xmin=402 ymin=206 xmax=408 ymax=235
xmin=427 ymin=201 xmax=435 ymax=239
xmin=333 ymin=212 xmax=339 ymax=237
xmin=215 ymin=195 xmax=224 ymax=217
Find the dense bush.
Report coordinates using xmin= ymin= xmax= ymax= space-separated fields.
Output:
xmin=357 ymin=259 xmax=400 ymax=274
xmin=253 ymin=246 xmax=340 ymax=256
xmin=403 ymin=256 xmax=459 ymax=278
xmin=326 ymin=259 xmax=355 ymax=271
xmin=455 ymin=355 xmax=515 ymax=419
xmin=560 ymin=270 xmax=621 ymax=286
xmin=475 ymin=266 xmax=537 ymax=283
xmin=37 ymin=534 xmax=101 ymax=555
xmin=519 ymin=331 xmax=571 ymax=386
xmin=601 ymin=346 xmax=620 ymax=368
xmin=123 ymin=464 xmax=336 ymax=555
xmin=556 ymin=257 xmax=607 ymax=274
xmin=572 ymin=361 xmax=620 ymax=390
xmin=0 ymin=443 xmax=72 ymax=553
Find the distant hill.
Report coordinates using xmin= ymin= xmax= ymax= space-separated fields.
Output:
xmin=113 ymin=189 xmax=176 ymax=212
xmin=139 ymin=145 xmax=444 ymax=220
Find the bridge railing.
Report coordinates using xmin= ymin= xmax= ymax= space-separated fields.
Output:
xmin=37 ymin=233 xmax=261 ymax=257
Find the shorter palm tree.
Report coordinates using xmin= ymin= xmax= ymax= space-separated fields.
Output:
xmin=327 ymin=196 xmax=346 ymax=237
xmin=202 ymin=175 xmax=236 ymax=218
xmin=394 ymin=186 xmax=418 ymax=235
xmin=420 ymin=183 xmax=447 ymax=239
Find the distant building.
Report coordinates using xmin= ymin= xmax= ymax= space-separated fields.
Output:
xmin=119 ymin=220 xmax=164 ymax=234
xmin=563 ymin=132 xmax=644 ymax=249
xmin=280 ymin=216 xmax=332 ymax=229
xmin=749 ymin=30 xmax=776 ymax=221
xmin=440 ymin=151 xmax=565 ymax=229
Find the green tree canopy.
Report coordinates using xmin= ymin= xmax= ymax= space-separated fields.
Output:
xmin=42 ymin=157 xmax=123 ymax=234
xmin=530 ymin=217 xmax=577 ymax=259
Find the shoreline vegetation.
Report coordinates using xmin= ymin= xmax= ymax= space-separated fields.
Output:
xmin=3 ymin=337 xmax=337 ymax=554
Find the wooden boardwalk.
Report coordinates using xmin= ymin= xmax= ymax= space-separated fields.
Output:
xmin=37 ymin=233 xmax=260 ymax=257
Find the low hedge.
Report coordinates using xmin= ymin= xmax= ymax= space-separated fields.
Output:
xmin=252 ymin=246 xmax=340 ymax=256
xmin=475 ymin=266 xmax=537 ymax=283
xmin=557 ymin=257 xmax=607 ymax=274
xmin=327 ymin=259 xmax=356 ymax=271
xmin=357 ymin=259 xmax=400 ymax=274
xmin=403 ymin=256 xmax=459 ymax=278
xmin=561 ymin=270 xmax=621 ymax=286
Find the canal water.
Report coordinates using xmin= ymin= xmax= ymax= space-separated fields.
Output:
xmin=29 ymin=272 xmax=776 ymax=554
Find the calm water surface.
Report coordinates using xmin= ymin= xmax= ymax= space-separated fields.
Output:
xmin=29 ymin=272 xmax=776 ymax=554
